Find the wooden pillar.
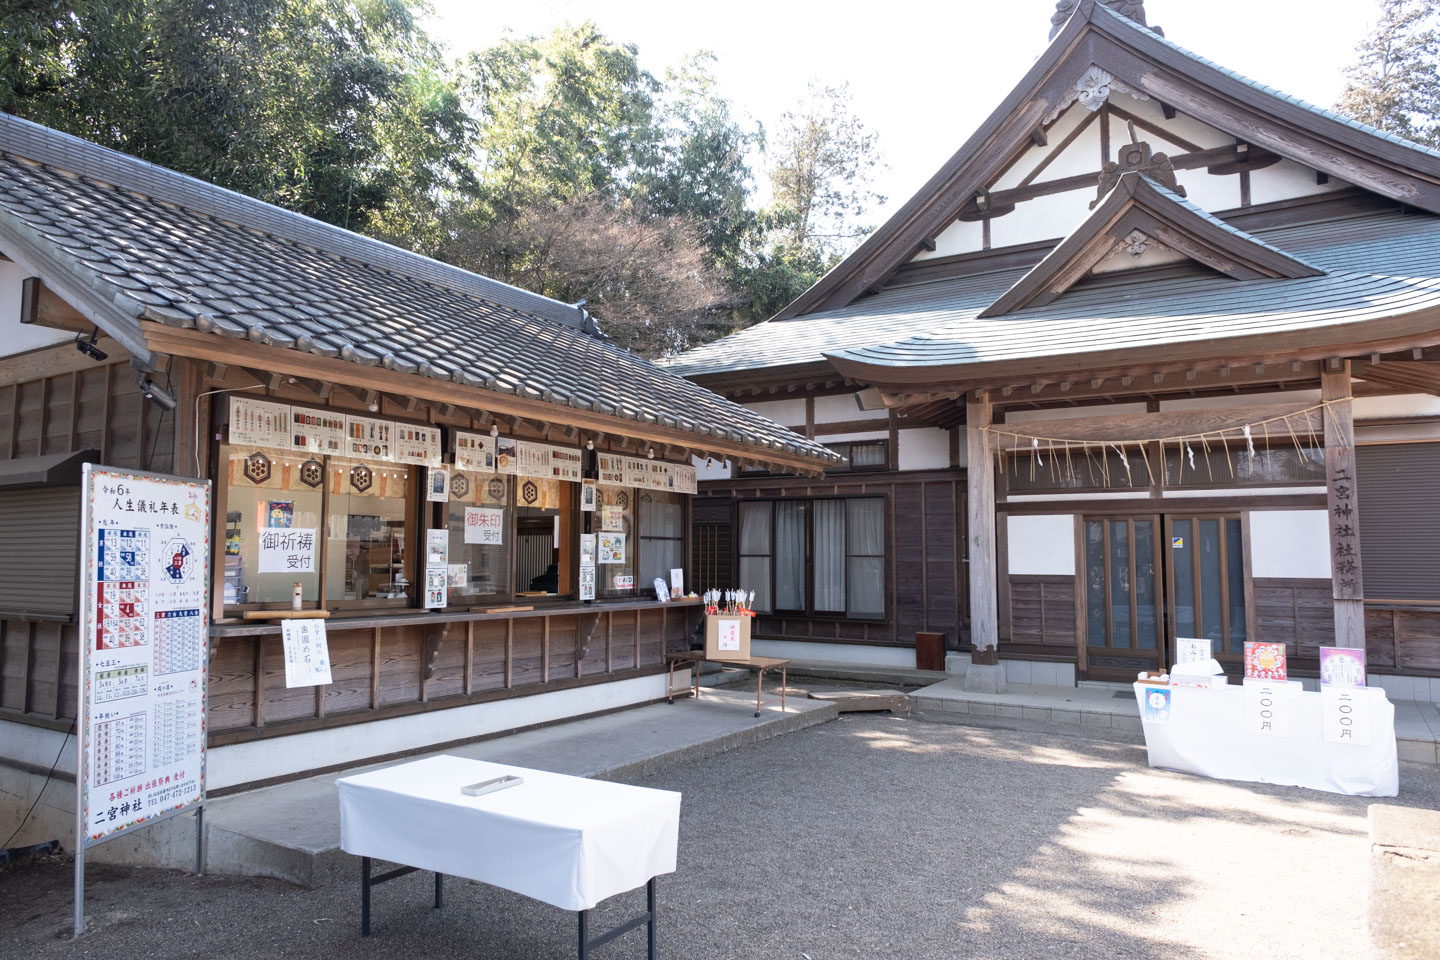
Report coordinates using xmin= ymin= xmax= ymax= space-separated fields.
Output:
xmin=965 ymin=392 xmax=1002 ymax=690
xmin=1322 ymin=364 xmax=1366 ymax=647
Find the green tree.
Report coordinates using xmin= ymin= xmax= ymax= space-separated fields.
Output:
xmin=0 ymin=0 xmax=473 ymax=231
xmin=1337 ymin=0 xmax=1440 ymax=147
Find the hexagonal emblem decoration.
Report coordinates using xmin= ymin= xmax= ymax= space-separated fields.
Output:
xmin=615 ymin=490 xmax=630 ymax=509
xmin=449 ymin=472 xmax=470 ymax=500
xmin=350 ymin=463 xmax=373 ymax=493
xmin=521 ymin=480 xmax=539 ymax=506
xmin=243 ymin=452 xmax=271 ymax=485
xmin=486 ymin=477 xmax=506 ymax=503
xmin=299 ymin=459 xmax=323 ymax=488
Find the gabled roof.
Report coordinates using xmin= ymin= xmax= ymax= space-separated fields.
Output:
xmin=0 ymin=113 xmax=839 ymax=470
xmin=666 ymin=209 xmax=1440 ymax=383
xmin=772 ymin=0 xmax=1440 ymax=323
xmin=979 ymin=172 xmax=1321 ymax=317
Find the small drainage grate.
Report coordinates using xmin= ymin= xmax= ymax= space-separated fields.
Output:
xmin=1112 ymin=690 xmax=1136 ymax=699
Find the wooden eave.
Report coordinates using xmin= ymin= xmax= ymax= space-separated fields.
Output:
xmin=142 ymin=324 xmax=832 ymax=477
xmin=774 ymin=0 xmax=1440 ymax=322
xmin=979 ymin=174 xmax=1321 ymax=318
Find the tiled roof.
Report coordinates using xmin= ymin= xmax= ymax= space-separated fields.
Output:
xmin=0 ymin=114 xmax=837 ymax=466
xmin=667 ymin=211 xmax=1440 ymax=378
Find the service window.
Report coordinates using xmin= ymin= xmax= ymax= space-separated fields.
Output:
xmin=514 ymin=477 xmax=574 ymax=599
xmin=638 ymin=490 xmax=685 ymax=594
xmin=444 ymin=472 xmax=512 ymax=602
xmin=221 ymin=446 xmax=325 ymax=607
xmin=324 ymin=459 xmax=416 ymax=606
xmin=597 ymin=485 xmax=636 ymax=598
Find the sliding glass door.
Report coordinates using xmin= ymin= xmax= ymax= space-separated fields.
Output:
xmin=1083 ymin=516 xmax=1164 ymax=678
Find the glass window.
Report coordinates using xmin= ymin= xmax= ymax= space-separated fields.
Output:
xmin=1163 ymin=443 xmax=1324 ymax=486
xmin=325 ymin=459 xmax=415 ymax=604
xmin=594 ymin=485 xmax=634 ymax=598
xmin=515 ymin=477 xmax=573 ymax=598
xmin=737 ymin=497 xmax=886 ymax=619
xmin=774 ymin=501 xmax=806 ymax=610
xmin=846 ymin=498 xmax=885 ymax=618
xmin=445 ymin=473 xmax=511 ymax=602
xmin=639 ymin=491 xmax=685 ymax=595
xmin=738 ymin=501 xmax=773 ymax=613
xmin=825 ymin=440 xmax=889 ymax=472
xmin=222 ymin=445 xmax=324 ymax=606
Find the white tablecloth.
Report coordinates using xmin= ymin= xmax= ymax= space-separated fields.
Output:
xmin=338 ymin=755 xmax=681 ymax=910
xmin=1133 ymin=682 xmax=1399 ymax=797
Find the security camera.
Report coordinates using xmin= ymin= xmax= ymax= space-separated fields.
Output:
xmin=135 ymin=373 xmax=178 ymax=411
xmin=75 ymin=328 xmax=107 ymax=362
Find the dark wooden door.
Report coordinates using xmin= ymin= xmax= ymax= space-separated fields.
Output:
xmin=1164 ymin=515 xmax=1247 ymax=663
xmin=1082 ymin=516 xmax=1164 ymax=680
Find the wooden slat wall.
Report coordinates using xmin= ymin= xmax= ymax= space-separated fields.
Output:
xmin=204 ymin=606 xmax=699 ymax=742
xmin=1008 ymin=576 xmax=1077 ymax=647
xmin=1253 ymin=578 xmax=1336 ymax=658
xmin=701 ymin=472 xmax=967 ymax=649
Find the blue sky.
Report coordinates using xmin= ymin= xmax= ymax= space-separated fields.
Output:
xmin=425 ymin=0 xmax=1379 ymax=229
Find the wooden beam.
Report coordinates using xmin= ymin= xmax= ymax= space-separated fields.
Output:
xmin=966 ymin=393 xmax=998 ymax=665
xmin=1322 ymin=365 xmax=1365 ymax=647
xmin=986 ymin=403 xmax=1321 ymax=449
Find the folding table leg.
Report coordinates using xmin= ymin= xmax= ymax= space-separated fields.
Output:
xmin=647 ymin=876 xmax=657 ymax=960
xmin=361 ymin=856 xmax=372 ymax=937
xmin=434 ymin=872 xmax=444 ymax=909
xmin=755 ymin=669 xmax=762 ymax=718
xmin=781 ymin=665 xmax=787 ymax=713
xmin=578 ymin=908 xmax=590 ymax=960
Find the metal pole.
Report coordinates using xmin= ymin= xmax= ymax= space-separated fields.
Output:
xmin=434 ymin=872 xmax=443 ymax=909
xmin=195 ymin=805 xmax=206 ymax=876
xmin=361 ymin=856 xmax=372 ymax=936
xmin=72 ymin=836 xmax=84 ymax=939
xmin=578 ymin=909 xmax=589 ymax=960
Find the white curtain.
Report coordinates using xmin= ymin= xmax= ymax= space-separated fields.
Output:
xmin=812 ymin=500 xmax=846 ymax=612
xmin=846 ymin=498 xmax=885 ymax=618
xmin=775 ymin=501 xmax=806 ymax=610
xmin=738 ymin=501 xmax=773 ymax=613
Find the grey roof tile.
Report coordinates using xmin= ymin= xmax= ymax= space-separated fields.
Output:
xmin=0 ymin=117 xmax=836 ymax=467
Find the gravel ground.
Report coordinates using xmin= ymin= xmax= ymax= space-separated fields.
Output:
xmin=3 ymin=715 xmax=1437 ymax=960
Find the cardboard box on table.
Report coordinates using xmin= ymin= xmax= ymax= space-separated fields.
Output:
xmin=704 ymin=615 xmax=751 ymax=660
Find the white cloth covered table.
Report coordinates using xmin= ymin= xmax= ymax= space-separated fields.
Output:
xmin=338 ymin=755 xmax=681 ymax=910
xmin=1133 ymin=682 xmax=1399 ymax=797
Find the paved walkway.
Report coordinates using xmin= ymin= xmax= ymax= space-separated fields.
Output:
xmin=198 ymin=687 xmax=834 ymax=887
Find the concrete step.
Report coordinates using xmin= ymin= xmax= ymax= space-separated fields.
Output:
xmin=202 ymin=688 xmax=837 ymax=889
xmin=776 ymin=659 xmax=949 ymax=688
xmin=911 ymin=678 xmax=1146 ymax=745
xmin=807 ymin=689 xmax=910 ymax=714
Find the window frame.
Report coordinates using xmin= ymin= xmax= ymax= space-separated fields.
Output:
xmin=824 ymin=440 xmax=890 ymax=474
xmin=736 ymin=494 xmax=887 ymax=621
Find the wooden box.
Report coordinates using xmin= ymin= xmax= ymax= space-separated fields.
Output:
xmin=704 ymin=615 xmax=751 ymax=660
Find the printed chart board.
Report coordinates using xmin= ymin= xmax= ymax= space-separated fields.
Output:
xmin=78 ymin=465 xmax=210 ymax=848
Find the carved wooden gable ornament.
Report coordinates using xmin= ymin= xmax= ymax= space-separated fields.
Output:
xmin=979 ymin=172 xmax=1322 ymax=318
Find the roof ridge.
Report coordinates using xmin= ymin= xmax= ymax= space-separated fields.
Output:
xmin=0 ymin=112 xmax=595 ymax=332
xmin=1091 ymin=2 xmax=1440 ymax=163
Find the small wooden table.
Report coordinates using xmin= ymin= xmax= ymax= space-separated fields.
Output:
xmin=666 ymin=651 xmax=789 ymax=718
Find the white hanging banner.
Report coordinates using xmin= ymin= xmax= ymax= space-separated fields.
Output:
xmin=230 ymin=395 xmax=291 ymax=450
xmin=344 ymin=414 xmax=393 ymax=462
xmin=281 ymin=619 xmax=333 ymax=688
xmin=78 ymin=466 xmax=210 ymax=846
xmin=393 ymin=423 xmax=444 ymax=467
xmin=455 ymin=432 xmax=496 ymax=473
xmin=288 ymin=406 xmax=345 ymax=456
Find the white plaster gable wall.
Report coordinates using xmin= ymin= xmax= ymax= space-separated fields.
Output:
xmin=0 ymin=260 xmax=70 ymax=358
xmin=906 ymin=92 xmax=1344 ymax=261
xmin=744 ymin=398 xmax=805 ymax=428
xmin=813 ymin=392 xmax=888 ymax=423
xmin=1007 ymin=515 xmax=1076 ymax=575
xmin=898 ymin=428 xmax=951 ymax=471
xmin=1158 ymin=390 xmax=1321 ymax=411
xmin=1249 ymin=510 xmax=1331 ymax=579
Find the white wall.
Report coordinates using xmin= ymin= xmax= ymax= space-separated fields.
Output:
xmin=898 ymin=428 xmax=951 ymax=471
xmin=813 ymin=392 xmax=888 ymax=424
xmin=694 ymin=454 xmax=733 ymax=481
xmin=1007 ymin=515 xmax=1076 ymax=575
xmin=744 ymin=398 xmax=805 ymax=428
xmin=749 ymin=638 xmax=916 ymax=668
xmin=0 ymin=260 xmax=71 ymax=358
xmin=1249 ymin=510 xmax=1332 ymax=579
